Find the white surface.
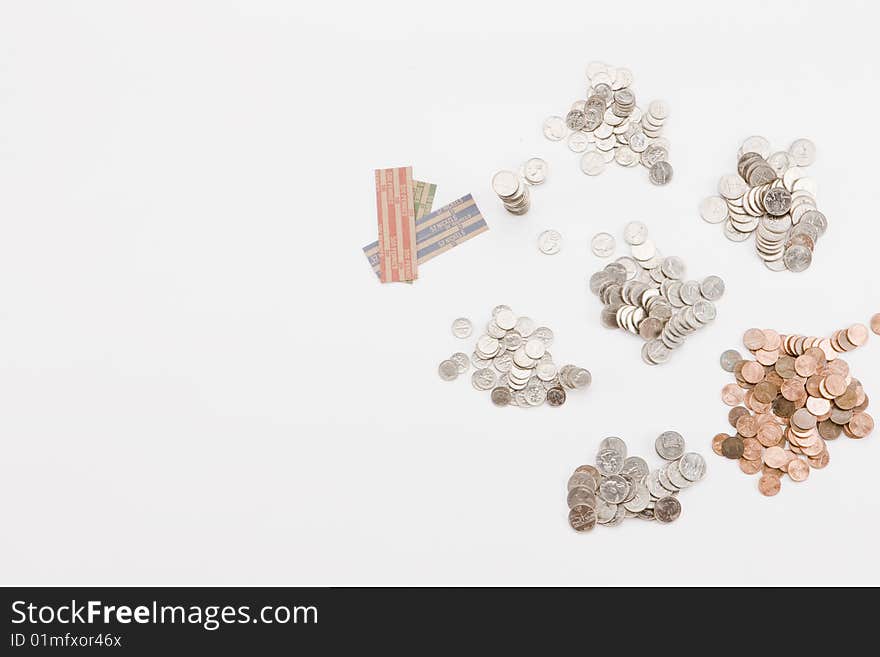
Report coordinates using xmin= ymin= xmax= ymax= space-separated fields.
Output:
xmin=1 ymin=0 xmax=878 ymax=586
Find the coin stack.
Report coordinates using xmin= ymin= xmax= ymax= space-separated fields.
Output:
xmin=567 ymin=433 xmax=706 ymax=531
xmin=588 ymin=223 xmax=724 ymax=365
xmin=437 ymin=306 xmax=591 ymax=408
xmin=542 ymin=61 xmax=673 ymax=185
xmin=490 ymin=157 xmax=547 ymax=216
xmin=715 ymin=324 xmax=874 ymax=497
xmin=700 ymin=136 xmax=828 ymax=272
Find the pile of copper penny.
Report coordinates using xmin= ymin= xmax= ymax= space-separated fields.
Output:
xmin=715 ymin=324 xmax=874 ymax=496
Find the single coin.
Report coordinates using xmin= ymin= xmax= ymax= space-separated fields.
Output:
xmin=649 ymin=161 xmax=673 ymax=185
xmin=720 ymin=349 xmax=742 ymax=372
xmin=546 ymin=386 xmax=566 ymax=407
xmin=471 ymin=368 xmax=496 ymax=391
xmin=567 ymin=131 xmax=590 ymax=153
xmin=450 ymin=352 xmax=470 ymax=373
xmin=543 ymin=116 xmax=567 ymax=141
xmin=491 ymin=170 xmax=520 ymax=197
xmin=451 ymin=317 xmax=473 ymax=339
xmin=741 ymin=135 xmax=771 ymax=158
xmin=788 ymin=138 xmax=816 ymax=166
xmin=758 ymin=473 xmax=781 ymax=497
xmin=655 ymin=431 xmax=686 ymax=460
xmin=678 ymin=452 xmax=707 ymax=482
xmin=524 ymin=157 xmax=549 ymax=184
xmin=763 ymin=446 xmax=787 ymax=469
xmin=787 ymin=458 xmax=810 ymax=482
xmin=591 ymin=232 xmax=616 ymax=257
xmin=623 ymin=221 xmax=648 ymax=245
xmin=490 ymin=386 xmax=511 ymax=407
xmin=700 ymin=196 xmax=729 ymax=224
xmin=537 ymin=229 xmax=563 ymax=255
xmin=438 ymin=360 xmax=459 ymax=381
xmin=567 ymin=486 xmax=596 ymax=510
xmin=569 ymin=504 xmax=597 ymax=532
xmin=721 ymin=435 xmax=745 ymax=459
xmin=654 ymin=496 xmax=681 ymax=523
xmin=722 ymin=383 xmax=745 ymax=406
xmin=580 ymin=151 xmax=606 ymax=175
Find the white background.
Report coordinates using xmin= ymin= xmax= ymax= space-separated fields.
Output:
xmin=1 ymin=1 xmax=878 ymax=586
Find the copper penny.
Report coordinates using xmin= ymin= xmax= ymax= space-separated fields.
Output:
xmin=722 ymin=383 xmax=745 ymax=406
xmin=780 ymin=378 xmax=805 ymax=401
xmin=762 ymin=329 xmax=782 ymax=351
xmin=808 ymin=451 xmax=830 ymax=469
xmin=791 ymin=408 xmax=817 ymax=431
xmin=871 ymin=314 xmax=880 ymax=336
xmin=756 ymin=422 xmax=783 ymax=447
xmin=805 ymin=396 xmax=831 ymax=416
xmin=753 ymin=381 xmax=778 ymax=404
xmin=823 ymin=374 xmax=847 ymax=398
xmin=736 ymin=414 xmax=758 ymax=438
xmin=741 ymin=437 xmax=762 ymax=461
xmin=743 ymin=328 xmax=766 ymax=350
xmin=758 ymin=473 xmax=781 ymax=497
xmin=794 ymin=354 xmax=817 ymax=377
xmin=772 ymin=396 xmax=796 ymax=418
xmin=739 ymin=458 xmax=762 ymax=475
xmin=741 ymin=361 xmax=766 ymax=384
xmin=848 ymin=412 xmax=874 ymax=438
xmin=712 ymin=433 xmax=729 ymax=456
xmin=728 ymin=406 xmax=750 ymax=428
xmin=774 ymin=355 xmax=797 ymax=379
xmin=763 ymin=445 xmax=787 ymax=469
xmin=721 ymin=435 xmax=745 ymax=459
xmin=846 ymin=324 xmax=869 ymax=347
xmin=787 ymin=458 xmax=809 ymax=482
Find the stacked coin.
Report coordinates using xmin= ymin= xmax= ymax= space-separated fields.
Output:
xmin=490 ymin=157 xmax=548 ymax=216
xmin=715 ymin=325 xmax=874 ymax=496
xmin=588 ymin=223 xmax=724 ymax=365
xmin=543 ymin=61 xmax=673 ymax=185
xmin=437 ymin=306 xmax=591 ymax=408
xmin=700 ymin=136 xmax=828 ymax=272
xmin=567 ymin=433 xmax=706 ymax=531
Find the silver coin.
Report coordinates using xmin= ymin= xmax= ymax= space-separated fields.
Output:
xmin=622 ymin=482 xmax=650 ymax=513
xmin=450 ymin=352 xmax=471 ymax=373
xmin=654 ymin=496 xmax=681 ymax=523
xmin=719 ymin=349 xmax=742 ymax=372
xmin=677 ymin=452 xmax=706 ymax=482
xmin=788 ymin=138 xmax=816 ymax=166
xmin=490 ymin=386 xmax=511 ymax=407
xmin=493 ymin=352 xmax=513 ymax=373
xmin=595 ymin=499 xmax=617 ymax=524
xmin=451 ymin=317 xmax=473 ymax=338
xmin=599 ymin=436 xmax=628 ymax=459
xmin=580 ymin=151 xmax=606 ymax=176
xmin=514 ymin=316 xmax=536 ymax=337
xmin=523 ymin=380 xmax=547 ymax=406
xmin=494 ymin=309 xmax=516 ymax=331
xmin=542 ymin=115 xmax=567 ymax=141
xmin=537 ymin=229 xmax=563 ymax=255
xmin=623 ymin=221 xmax=648 ymax=245
xmin=438 ymin=360 xmax=459 ymax=381
xmin=567 ymin=486 xmax=597 ymax=509
xmin=567 ymin=131 xmax=590 ymax=153
xmin=622 ymin=456 xmax=649 ymax=480
xmin=741 ymin=135 xmax=771 ymax=158
xmin=523 ymin=157 xmax=549 ymax=184
xmin=596 ymin=448 xmax=624 ymax=475
xmin=532 ymin=326 xmax=554 ymax=347
xmin=567 ymin=471 xmax=597 ymax=492
xmin=699 ymin=196 xmax=729 ymax=224
xmin=471 ymin=368 xmax=497 ymax=391
xmin=649 ymin=161 xmax=673 ymax=185
xmin=718 ymin=174 xmax=748 ymax=199
xmin=767 ymin=151 xmax=792 ymax=176
xmin=591 ymin=232 xmax=616 ymax=257
xmin=783 ymin=244 xmax=812 ymax=272
xmin=699 ymin=275 xmax=725 ymax=301
xmin=655 ymin=431 xmax=685 ymax=461
xmin=599 ymin=474 xmax=629 ymax=504
xmin=491 ymin=170 xmax=520 ymax=198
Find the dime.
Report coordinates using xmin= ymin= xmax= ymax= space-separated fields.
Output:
xmin=654 ymin=496 xmax=681 ymax=523
xmin=546 ymin=386 xmax=566 ymax=407
xmin=700 ymin=196 xmax=728 ymax=224
xmin=451 ymin=317 xmax=473 ymax=339
xmin=720 ymin=349 xmax=742 ymax=372
xmin=450 ymin=352 xmax=471 ymax=373
xmin=543 ymin=116 xmax=567 ymax=141
xmin=788 ymin=138 xmax=816 ymax=166
xmin=580 ymin=151 xmax=606 ymax=176
xmin=567 ymin=131 xmax=590 ymax=153
xmin=648 ymin=161 xmax=673 ymax=185
xmin=490 ymin=386 xmax=511 ymax=407
xmin=591 ymin=232 xmax=616 ymax=257
xmin=491 ymin=170 xmax=520 ymax=197
xmin=438 ymin=360 xmax=459 ymax=381
xmin=471 ymin=368 xmax=496 ymax=391
xmin=537 ymin=229 xmax=562 ymax=255
xmin=623 ymin=221 xmax=648 ymax=245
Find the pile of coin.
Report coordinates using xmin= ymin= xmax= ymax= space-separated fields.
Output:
xmin=700 ymin=136 xmax=828 ymax=272
xmin=438 ymin=306 xmax=591 ymax=408
xmin=567 ymin=433 xmax=706 ymax=531
xmin=542 ymin=61 xmax=673 ymax=185
xmin=588 ymin=223 xmax=724 ymax=365
xmin=715 ymin=324 xmax=874 ymax=496
xmin=491 ymin=157 xmax=547 ymax=215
